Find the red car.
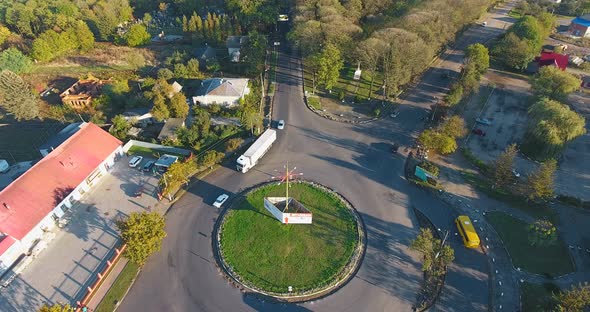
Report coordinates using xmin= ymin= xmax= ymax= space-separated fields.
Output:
xmin=472 ymin=128 xmax=486 ymax=136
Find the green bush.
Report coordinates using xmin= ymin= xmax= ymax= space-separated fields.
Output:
xmin=373 ymin=108 xmax=381 ymax=117
xmin=461 ymin=147 xmax=490 ymax=173
xmin=354 ymin=94 xmax=365 ymax=103
xmin=338 ymin=89 xmax=345 ymax=101
xmin=419 ymin=161 xmax=439 ymax=177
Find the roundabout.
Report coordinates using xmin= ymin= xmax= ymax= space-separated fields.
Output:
xmin=214 ymin=181 xmax=365 ymax=301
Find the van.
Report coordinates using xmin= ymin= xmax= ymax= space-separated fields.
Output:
xmin=455 ymin=215 xmax=480 ymax=248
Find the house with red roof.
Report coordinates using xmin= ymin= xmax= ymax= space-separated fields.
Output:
xmin=0 ymin=123 xmax=122 ymax=275
xmin=528 ymin=52 xmax=569 ymax=73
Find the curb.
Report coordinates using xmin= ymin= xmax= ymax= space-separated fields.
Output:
xmin=211 ymin=179 xmax=367 ymax=303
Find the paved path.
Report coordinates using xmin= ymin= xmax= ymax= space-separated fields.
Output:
xmin=117 ymin=1 xmax=522 ymax=311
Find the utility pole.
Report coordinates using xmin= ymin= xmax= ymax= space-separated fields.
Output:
xmin=435 ymin=230 xmax=450 ymax=259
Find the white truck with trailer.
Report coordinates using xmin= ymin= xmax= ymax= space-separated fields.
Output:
xmin=236 ymin=129 xmax=277 ymax=173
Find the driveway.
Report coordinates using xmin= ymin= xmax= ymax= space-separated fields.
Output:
xmin=0 ymin=157 xmax=161 ymax=311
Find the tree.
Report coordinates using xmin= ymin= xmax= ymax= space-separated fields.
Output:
xmin=157 ymin=68 xmax=174 ymax=80
xmin=439 ymin=116 xmax=467 ymax=138
xmin=554 ymin=283 xmax=590 ymax=312
xmin=0 ymin=70 xmax=39 ymax=120
xmin=200 ymin=150 xmax=224 ymax=168
xmin=240 ymin=31 xmax=268 ymax=75
xmin=526 ymin=159 xmax=557 ymax=201
xmin=74 ymin=21 xmax=95 ymax=52
xmin=410 ymin=228 xmax=454 ymax=277
xmin=38 ymin=303 xmax=74 ymax=312
xmin=418 ymin=130 xmax=457 ymax=155
xmin=356 ymin=38 xmax=386 ymax=99
xmin=124 ymin=24 xmax=151 ymax=47
xmin=0 ymin=25 xmax=11 ymax=46
xmin=526 ymin=98 xmax=586 ymax=158
xmin=465 ymin=43 xmax=490 ymax=76
xmin=151 ymin=93 xmax=170 ymax=121
xmin=493 ymin=33 xmax=536 ymax=70
xmin=186 ymin=58 xmax=202 ymax=78
xmin=531 ymin=66 xmax=581 ymax=101
xmin=0 ymin=48 xmax=33 ymax=74
xmin=225 ymin=138 xmax=244 ymax=152
xmin=169 ymin=93 xmax=189 ymax=118
xmin=528 ymin=219 xmax=557 ymax=246
xmin=493 ymin=144 xmax=518 ymax=188
xmin=109 ymin=114 xmax=130 ymax=139
xmin=126 ymin=51 xmax=146 ymax=68
xmin=173 ymin=63 xmax=188 ymax=78
xmin=317 ymin=44 xmax=343 ymax=90
xmin=445 ymin=84 xmax=463 ymax=106
xmin=117 ymin=212 xmax=166 ymax=265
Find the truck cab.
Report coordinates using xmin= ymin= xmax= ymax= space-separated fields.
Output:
xmin=236 ymin=156 xmax=251 ymax=173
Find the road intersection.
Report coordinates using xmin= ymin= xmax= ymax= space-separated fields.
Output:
xmin=119 ymin=1 xmax=518 ymax=311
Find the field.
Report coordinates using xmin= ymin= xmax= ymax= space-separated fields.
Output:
xmin=486 ymin=211 xmax=574 ymax=277
xmin=220 ymin=183 xmax=358 ymax=293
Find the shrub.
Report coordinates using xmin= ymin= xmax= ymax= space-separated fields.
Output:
xmin=373 ymin=108 xmax=381 ymax=117
xmin=354 ymin=94 xmax=365 ymax=103
xmin=225 ymin=138 xmax=244 ymax=152
xmin=338 ymin=89 xmax=345 ymax=101
xmin=419 ymin=161 xmax=439 ymax=177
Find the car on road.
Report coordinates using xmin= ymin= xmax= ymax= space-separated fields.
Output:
xmin=142 ymin=160 xmax=155 ymax=172
xmin=481 ymin=21 xmax=487 ymax=27
xmin=128 ymin=156 xmax=143 ymax=168
xmin=472 ymin=128 xmax=486 ymax=136
xmin=277 ymin=120 xmax=285 ymax=130
xmin=213 ymin=194 xmax=229 ymax=208
xmin=512 ymin=169 xmax=521 ymax=178
xmin=475 ymin=117 xmax=492 ymax=125
xmin=390 ymin=111 xmax=399 ymax=118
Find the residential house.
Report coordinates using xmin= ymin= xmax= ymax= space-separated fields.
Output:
xmin=122 ymin=107 xmax=154 ymax=127
xmin=192 ymin=78 xmax=250 ymax=107
xmin=195 ymin=46 xmax=217 ymax=69
xmin=60 ymin=79 xmax=111 ymax=110
xmin=533 ymin=52 xmax=569 ymax=72
xmin=0 ymin=123 xmax=122 ymax=276
xmin=569 ymin=14 xmax=590 ymax=37
xmin=157 ymin=118 xmax=185 ymax=142
xmin=226 ymin=36 xmax=248 ymax=62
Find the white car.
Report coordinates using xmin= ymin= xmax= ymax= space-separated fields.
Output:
xmin=277 ymin=120 xmax=285 ymax=130
xmin=390 ymin=111 xmax=399 ymax=118
xmin=481 ymin=21 xmax=487 ymax=27
xmin=213 ymin=194 xmax=229 ymax=208
xmin=512 ymin=169 xmax=521 ymax=178
xmin=128 ymin=156 xmax=143 ymax=168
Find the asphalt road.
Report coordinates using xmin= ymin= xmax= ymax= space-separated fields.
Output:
xmin=119 ymin=2 xmax=518 ymax=311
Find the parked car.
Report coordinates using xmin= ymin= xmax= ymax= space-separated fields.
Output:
xmin=475 ymin=118 xmax=492 ymax=125
xmin=390 ymin=111 xmax=400 ymax=118
xmin=277 ymin=120 xmax=285 ymax=130
xmin=472 ymin=128 xmax=486 ymax=136
xmin=512 ymin=169 xmax=521 ymax=178
xmin=392 ymin=143 xmax=400 ymax=154
xmin=481 ymin=21 xmax=487 ymax=27
xmin=128 ymin=156 xmax=143 ymax=168
xmin=213 ymin=194 xmax=229 ymax=208
xmin=143 ymin=160 xmax=155 ymax=172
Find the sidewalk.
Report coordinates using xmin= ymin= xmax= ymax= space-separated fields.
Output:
xmin=86 ymin=258 xmax=129 ymax=310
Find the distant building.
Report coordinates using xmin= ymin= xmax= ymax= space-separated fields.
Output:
xmin=195 ymin=46 xmax=217 ymax=68
xmin=569 ymin=14 xmax=590 ymax=37
xmin=226 ymin=36 xmax=249 ymax=62
xmin=0 ymin=123 xmax=122 ymax=276
xmin=192 ymin=78 xmax=250 ymax=107
xmin=122 ymin=107 xmax=153 ymax=127
xmin=60 ymin=79 xmax=111 ymax=110
xmin=157 ymin=118 xmax=185 ymax=142
xmin=38 ymin=123 xmax=83 ymax=157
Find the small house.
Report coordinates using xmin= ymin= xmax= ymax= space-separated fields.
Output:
xmin=192 ymin=78 xmax=250 ymax=107
xmin=569 ymin=14 xmax=590 ymax=38
xmin=157 ymin=118 xmax=185 ymax=142
xmin=226 ymin=36 xmax=249 ymax=62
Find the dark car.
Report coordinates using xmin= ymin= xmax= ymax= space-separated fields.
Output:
xmin=472 ymin=128 xmax=486 ymax=136
xmin=142 ymin=160 xmax=155 ymax=172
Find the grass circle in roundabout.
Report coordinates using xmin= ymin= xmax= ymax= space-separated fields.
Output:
xmin=217 ymin=182 xmax=363 ymax=299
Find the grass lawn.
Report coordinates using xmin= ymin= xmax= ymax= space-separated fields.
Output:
xmin=486 ymin=211 xmax=574 ymax=277
xmin=220 ymin=183 xmax=358 ymax=293
xmin=95 ymin=260 xmax=140 ymax=312
xmin=307 ymin=96 xmax=321 ymax=110
xmin=461 ymin=171 xmax=558 ymax=223
xmin=521 ymin=282 xmax=559 ymax=312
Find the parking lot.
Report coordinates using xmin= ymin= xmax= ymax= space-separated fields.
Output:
xmin=0 ymin=156 xmax=163 ymax=311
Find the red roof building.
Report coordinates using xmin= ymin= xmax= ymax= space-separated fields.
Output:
xmin=0 ymin=123 xmax=121 ymax=269
xmin=535 ymin=52 xmax=569 ymax=71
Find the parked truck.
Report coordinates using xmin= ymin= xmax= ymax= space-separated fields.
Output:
xmin=236 ymin=129 xmax=277 ymax=173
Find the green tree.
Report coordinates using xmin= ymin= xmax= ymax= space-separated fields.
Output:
xmin=356 ymin=38 xmax=386 ymax=99
xmin=0 ymin=48 xmax=33 ymax=74
xmin=240 ymin=31 xmax=268 ymax=75
xmin=150 ymin=93 xmax=170 ymax=121
xmin=528 ymin=219 xmax=557 ymax=246
xmin=169 ymin=93 xmax=189 ymax=118
xmin=531 ymin=66 xmax=581 ymax=100
xmin=109 ymin=114 xmax=130 ymax=139
xmin=493 ymin=32 xmax=536 ymax=70
xmin=200 ymin=150 xmax=224 ymax=168
xmin=418 ymin=130 xmax=457 ymax=155
xmin=73 ymin=21 xmax=95 ymax=52
xmin=117 ymin=212 xmax=167 ymax=265
xmin=38 ymin=303 xmax=74 ymax=312
xmin=512 ymin=16 xmax=543 ymax=48
xmin=186 ymin=58 xmax=202 ymax=78
xmin=317 ymin=44 xmax=344 ymax=90
xmin=465 ymin=43 xmax=490 ymax=76
xmin=554 ymin=284 xmax=590 ymax=312
xmin=526 ymin=159 xmax=557 ymax=201
xmin=445 ymin=84 xmax=463 ymax=106
xmin=225 ymin=137 xmax=244 ymax=152
xmin=410 ymin=228 xmax=455 ymax=277
xmin=493 ymin=144 xmax=518 ymax=188
xmin=173 ymin=63 xmax=188 ymax=78
xmin=0 ymin=70 xmax=39 ymax=120
xmin=157 ymin=68 xmax=174 ymax=80
xmin=124 ymin=24 xmax=151 ymax=47
xmin=439 ymin=116 xmax=467 ymax=138
xmin=526 ymin=98 xmax=586 ymax=158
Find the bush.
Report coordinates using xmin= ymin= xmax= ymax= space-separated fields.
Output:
xmin=354 ymin=94 xmax=365 ymax=103
xmin=461 ymin=147 xmax=490 ymax=173
xmin=419 ymin=161 xmax=439 ymax=177
xmin=373 ymin=107 xmax=381 ymax=117
xmin=225 ymin=138 xmax=244 ymax=152
xmin=337 ymin=89 xmax=345 ymax=101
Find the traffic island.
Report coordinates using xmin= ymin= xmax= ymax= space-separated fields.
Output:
xmin=213 ymin=181 xmax=366 ymax=302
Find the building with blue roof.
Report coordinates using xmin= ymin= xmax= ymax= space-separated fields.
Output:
xmin=569 ymin=14 xmax=590 ymax=37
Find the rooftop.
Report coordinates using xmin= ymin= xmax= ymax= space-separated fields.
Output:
xmin=0 ymin=123 xmax=122 ymax=240
xmin=154 ymin=154 xmax=179 ymax=168
xmin=39 ymin=122 xmax=83 ymax=153
xmin=157 ymin=118 xmax=185 ymax=141
xmin=195 ymin=78 xmax=249 ymax=97
xmin=535 ymin=52 xmax=569 ymax=70
xmin=226 ymin=36 xmax=248 ymax=49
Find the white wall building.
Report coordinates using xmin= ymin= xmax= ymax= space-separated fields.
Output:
xmin=192 ymin=78 xmax=250 ymax=107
